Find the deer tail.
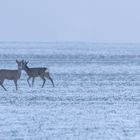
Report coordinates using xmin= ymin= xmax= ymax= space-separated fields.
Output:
xmin=45 ymin=68 xmax=49 ymax=73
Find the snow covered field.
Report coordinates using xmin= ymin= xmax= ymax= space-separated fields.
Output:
xmin=0 ymin=42 xmax=140 ymax=140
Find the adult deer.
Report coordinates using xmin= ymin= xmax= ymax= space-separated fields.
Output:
xmin=22 ymin=60 xmax=55 ymax=88
xmin=0 ymin=60 xmax=23 ymax=91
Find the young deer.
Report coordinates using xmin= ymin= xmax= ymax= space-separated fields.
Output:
xmin=22 ymin=60 xmax=55 ymax=88
xmin=0 ymin=60 xmax=23 ymax=91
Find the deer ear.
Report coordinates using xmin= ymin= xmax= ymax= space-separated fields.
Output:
xmin=16 ymin=60 xmax=19 ymax=64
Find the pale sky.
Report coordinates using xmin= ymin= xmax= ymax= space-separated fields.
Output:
xmin=0 ymin=0 xmax=140 ymax=43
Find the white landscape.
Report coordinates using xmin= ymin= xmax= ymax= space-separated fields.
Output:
xmin=0 ymin=0 xmax=140 ymax=139
xmin=0 ymin=43 xmax=139 ymax=140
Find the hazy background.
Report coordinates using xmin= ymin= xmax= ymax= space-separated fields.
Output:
xmin=0 ymin=0 xmax=139 ymax=43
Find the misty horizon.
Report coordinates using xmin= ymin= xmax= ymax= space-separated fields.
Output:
xmin=0 ymin=0 xmax=140 ymax=43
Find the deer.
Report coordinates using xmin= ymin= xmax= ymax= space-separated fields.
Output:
xmin=0 ymin=60 xmax=23 ymax=91
xmin=22 ymin=60 xmax=55 ymax=88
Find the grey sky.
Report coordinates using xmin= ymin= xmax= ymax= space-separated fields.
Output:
xmin=0 ymin=0 xmax=140 ymax=43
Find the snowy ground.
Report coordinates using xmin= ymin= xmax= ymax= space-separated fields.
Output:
xmin=0 ymin=43 xmax=140 ymax=140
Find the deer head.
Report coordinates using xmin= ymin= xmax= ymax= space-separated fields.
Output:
xmin=16 ymin=60 xmax=23 ymax=70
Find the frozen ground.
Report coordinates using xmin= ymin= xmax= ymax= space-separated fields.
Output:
xmin=0 ymin=42 xmax=140 ymax=139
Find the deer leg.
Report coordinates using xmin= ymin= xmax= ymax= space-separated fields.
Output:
xmin=27 ymin=77 xmax=31 ymax=87
xmin=32 ymin=77 xmax=35 ymax=87
xmin=40 ymin=76 xmax=46 ymax=88
xmin=45 ymin=73 xmax=55 ymax=87
xmin=0 ymin=80 xmax=7 ymax=91
xmin=14 ymin=80 xmax=18 ymax=90
xmin=1 ymin=84 xmax=7 ymax=91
